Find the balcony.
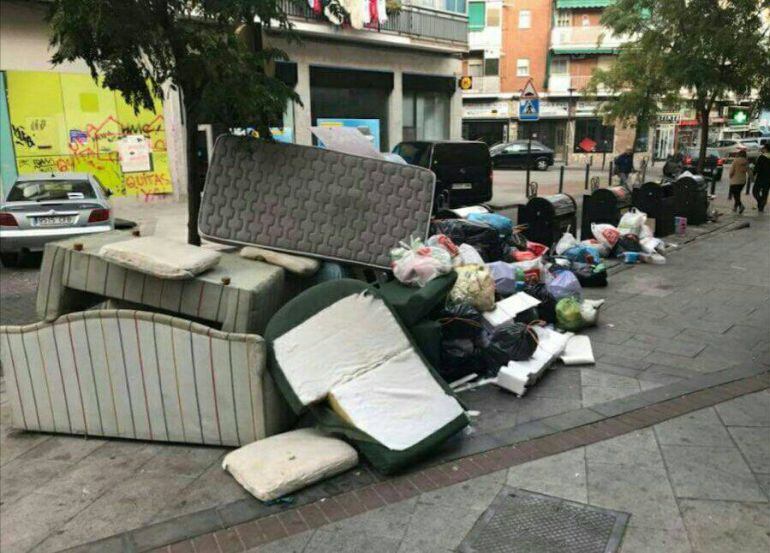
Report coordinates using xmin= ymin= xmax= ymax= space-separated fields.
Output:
xmin=550 ymin=25 xmax=628 ymax=53
xmin=280 ymin=0 xmax=468 ymax=50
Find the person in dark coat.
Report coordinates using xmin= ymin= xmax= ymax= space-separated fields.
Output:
xmin=614 ymin=148 xmax=634 ymax=186
xmin=754 ymin=143 xmax=770 ymax=212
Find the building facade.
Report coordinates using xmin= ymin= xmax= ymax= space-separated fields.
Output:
xmin=0 ymin=0 xmax=467 ymax=197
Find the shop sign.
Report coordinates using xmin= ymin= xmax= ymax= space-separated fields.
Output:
xmin=458 ymin=76 xmax=473 ymax=91
xmin=463 ymin=101 xmax=510 ymax=118
xmin=575 ymin=101 xmax=601 ymax=116
xmin=656 ymin=112 xmax=680 ymax=124
xmin=539 ymin=101 xmax=569 ymax=118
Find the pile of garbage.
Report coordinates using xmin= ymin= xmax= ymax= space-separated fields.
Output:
xmin=389 ymin=209 xmax=615 ymax=397
xmin=585 ymin=207 xmax=668 ymax=265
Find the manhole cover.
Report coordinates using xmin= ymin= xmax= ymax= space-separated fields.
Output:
xmin=458 ymin=488 xmax=629 ymax=553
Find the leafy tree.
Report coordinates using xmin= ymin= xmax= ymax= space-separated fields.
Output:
xmin=48 ymin=0 xmax=300 ymax=244
xmin=588 ymin=46 xmax=680 ymax=161
xmin=600 ymin=0 xmax=770 ymax=171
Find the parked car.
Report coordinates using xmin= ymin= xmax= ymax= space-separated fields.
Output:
xmin=713 ymin=138 xmax=761 ymax=162
xmin=0 ymin=172 xmax=114 ymax=266
xmin=683 ymin=147 xmax=725 ymax=180
xmin=392 ymin=140 xmax=493 ymax=208
xmin=489 ymin=140 xmax=555 ymax=171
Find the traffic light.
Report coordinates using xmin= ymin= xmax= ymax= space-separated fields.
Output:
xmin=728 ymin=106 xmax=750 ymax=125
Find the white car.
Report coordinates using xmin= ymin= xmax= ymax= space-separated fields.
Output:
xmin=713 ymin=138 xmax=761 ymax=162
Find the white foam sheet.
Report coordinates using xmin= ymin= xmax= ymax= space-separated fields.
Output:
xmin=560 ymin=335 xmax=595 ymax=365
xmin=222 ymin=428 xmax=358 ymax=501
xmin=273 ymin=293 xmax=411 ymax=406
xmin=99 ymin=236 xmax=222 ymax=279
xmin=496 ymin=326 xmax=573 ymax=396
xmin=329 ymin=349 xmax=465 ymax=451
xmin=483 ymin=292 xmax=541 ymax=328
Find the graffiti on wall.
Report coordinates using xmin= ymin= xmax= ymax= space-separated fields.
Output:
xmin=5 ymin=71 xmax=172 ymax=197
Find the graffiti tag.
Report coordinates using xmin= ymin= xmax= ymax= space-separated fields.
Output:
xmin=12 ymin=125 xmax=35 ymax=148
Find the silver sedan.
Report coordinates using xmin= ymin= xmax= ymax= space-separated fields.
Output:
xmin=0 ymin=172 xmax=114 ymax=267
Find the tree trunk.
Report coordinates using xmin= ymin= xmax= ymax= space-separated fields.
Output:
xmin=697 ymin=108 xmax=710 ymax=174
xmin=186 ymin=111 xmax=202 ymax=246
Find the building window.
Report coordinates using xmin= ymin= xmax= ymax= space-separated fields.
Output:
xmin=468 ymin=2 xmax=485 ymax=30
xmin=556 ymin=10 xmax=571 ymax=27
xmin=487 ymin=7 xmax=501 ymax=27
xmin=516 ymin=59 xmax=530 ymax=77
xmin=635 ymin=125 xmax=650 ymax=153
xmin=574 ymin=118 xmax=615 ymax=153
xmin=519 ymin=10 xmax=531 ymax=29
xmin=551 ymin=58 xmax=569 ymax=75
xmin=484 ymin=58 xmax=500 ymax=76
xmin=581 ymin=14 xmax=591 ymax=26
xmin=402 ymin=91 xmax=450 ymax=142
xmin=444 ymin=0 xmax=466 ymax=13
xmin=468 ymin=60 xmax=483 ymax=78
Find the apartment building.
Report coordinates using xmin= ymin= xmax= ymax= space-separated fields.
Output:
xmin=462 ymin=0 xmax=646 ymax=163
xmin=0 ymin=0 xmax=467 ymax=197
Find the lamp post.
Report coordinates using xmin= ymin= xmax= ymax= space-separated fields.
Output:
xmin=565 ymin=87 xmax=576 ymax=166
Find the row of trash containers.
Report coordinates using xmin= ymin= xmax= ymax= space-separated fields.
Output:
xmin=519 ymin=173 xmax=709 ymax=247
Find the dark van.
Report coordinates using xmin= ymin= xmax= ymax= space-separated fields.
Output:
xmin=392 ymin=141 xmax=493 ymax=208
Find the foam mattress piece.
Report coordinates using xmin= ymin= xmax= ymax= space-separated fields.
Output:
xmin=273 ymin=293 xmax=411 ymax=406
xmin=496 ymin=326 xmax=573 ymax=396
xmin=222 ymin=428 xmax=358 ymax=501
xmin=328 ymin=349 xmax=465 ymax=451
xmin=99 ymin=236 xmax=221 ymax=279
xmin=560 ymin=335 xmax=595 ymax=365
xmin=198 ymin=135 xmax=436 ymax=269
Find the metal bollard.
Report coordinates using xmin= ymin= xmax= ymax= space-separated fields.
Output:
xmin=584 ymin=163 xmax=590 ymax=190
xmin=608 ymin=161 xmax=614 ymax=187
xmin=559 ymin=165 xmax=565 ymax=193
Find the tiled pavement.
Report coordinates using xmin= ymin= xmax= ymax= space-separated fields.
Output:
xmin=0 ymin=193 xmax=768 ymax=552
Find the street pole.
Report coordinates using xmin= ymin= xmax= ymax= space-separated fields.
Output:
xmin=565 ymin=87 xmax=575 ymax=167
xmin=559 ymin=165 xmax=565 ymax=193
xmin=526 ymin=124 xmax=532 ymax=190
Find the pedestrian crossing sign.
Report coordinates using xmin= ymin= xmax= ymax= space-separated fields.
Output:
xmin=519 ymin=98 xmax=540 ymax=121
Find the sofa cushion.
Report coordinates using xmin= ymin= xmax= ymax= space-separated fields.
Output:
xmin=99 ymin=236 xmax=221 ymax=279
xmin=240 ymin=246 xmax=320 ymax=276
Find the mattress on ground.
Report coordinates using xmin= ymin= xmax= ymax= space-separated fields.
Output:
xmin=0 ymin=310 xmax=293 ymax=446
xmin=264 ymin=279 xmax=468 ymax=473
xmin=197 ymin=135 xmax=436 ymax=269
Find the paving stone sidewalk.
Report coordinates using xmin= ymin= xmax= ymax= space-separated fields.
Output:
xmin=0 ymin=190 xmax=768 ymax=552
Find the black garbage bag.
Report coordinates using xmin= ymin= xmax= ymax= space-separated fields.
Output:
xmin=614 ymin=234 xmax=642 ymax=255
xmin=569 ymin=261 xmax=608 ymax=288
xmin=431 ymin=219 xmax=505 ymax=262
xmin=507 ymin=231 xmax=529 ymax=251
xmin=522 ymin=282 xmax=557 ymax=324
xmin=482 ymin=322 xmax=539 ymax=373
xmin=440 ymin=338 xmax=486 ymax=382
xmin=439 ymin=303 xmax=483 ymax=341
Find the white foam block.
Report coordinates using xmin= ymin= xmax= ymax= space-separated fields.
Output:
xmin=496 ymin=326 xmax=572 ymax=396
xmin=483 ymin=292 xmax=541 ymax=327
xmin=329 ymin=349 xmax=465 ymax=451
xmin=560 ymin=335 xmax=595 ymax=365
xmin=273 ymin=293 xmax=410 ymax=406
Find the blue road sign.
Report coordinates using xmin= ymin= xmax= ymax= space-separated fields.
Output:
xmin=519 ymin=98 xmax=540 ymax=121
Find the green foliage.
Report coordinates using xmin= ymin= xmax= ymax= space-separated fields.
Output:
xmin=597 ymin=0 xmax=770 ymax=164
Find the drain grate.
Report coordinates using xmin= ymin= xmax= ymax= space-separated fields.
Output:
xmin=458 ymin=488 xmax=629 ymax=553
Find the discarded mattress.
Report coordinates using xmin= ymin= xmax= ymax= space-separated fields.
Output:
xmin=0 ymin=310 xmax=293 ymax=445
xmin=36 ymin=232 xmax=286 ymax=334
xmin=197 ymin=136 xmax=436 ymax=269
xmin=496 ymin=326 xmax=573 ymax=396
xmin=222 ymin=428 xmax=358 ymax=502
xmin=265 ymin=279 xmax=468 ymax=473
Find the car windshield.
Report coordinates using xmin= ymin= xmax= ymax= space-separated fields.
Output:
xmin=6 ymin=179 xmax=96 ymax=202
xmin=393 ymin=143 xmax=431 ymax=167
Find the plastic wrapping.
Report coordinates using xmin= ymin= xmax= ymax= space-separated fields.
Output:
xmin=554 ymin=232 xmax=579 ymax=255
xmin=555 ymin=297 xmax=584 ymax=331
xmin=431 ymin=219 xmax=505 ymax=262
xmin=617 ymin=207 xmax=647 ymax=235
xmin=454 ymin=243 xmax=485 ymax=267
xmin=449 ymin=265 xmax=496 ymax=311
xmin=467 ymin=212 xmax=514 ymax=237
xmin=546 ymin=270 xmax=582 ymax=300
xmin=482 ymin=322 xmax=539 ymax=370
xmin=591 ymin=223 xmax=621 ymax=249
xmin=390 ymin=237 xmax=453 ymax=287
xmin=562 ymin=244 xmax=602 ymax=264
xmin=487 ymin=261 xmax=525 ymax=297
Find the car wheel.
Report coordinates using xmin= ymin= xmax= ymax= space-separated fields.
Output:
xmin=536 ymin=158 xmax=549 ymax=171
xmin=0 ymin=252 xmax=19 ymax=268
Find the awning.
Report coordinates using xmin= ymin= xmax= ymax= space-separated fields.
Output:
xmin=556 ymin=0 xmax=613 ymax=8
xmin=551 ymin=47 xmax=620 ymax=55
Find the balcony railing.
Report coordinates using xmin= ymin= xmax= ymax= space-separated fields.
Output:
xmin=280 ymin=0 xmax=468 ymax=45
xmin=550 ymin=25 xmax=628 ymax=51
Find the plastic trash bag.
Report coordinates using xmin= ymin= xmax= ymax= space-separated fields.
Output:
xmin=617 ymin=207 xmax=647 ymax=235
xmin=440 ymin=339 xmax=486 ymax=382
xmin=580 ymin=299 xmax=605 ymax=327
xmin=526 ymin=242 xmax=549 ymax=258
xmin=431 ymin=219 xmax=505 ymax=262
xmin=467 ymin=212 xmax=514 ymax=238
xmin=641 ymin=252 xmax=666 ymax=265
xmin=390 ymin=237 xmax=453 ymax=287
xmin=454 ymin=243 xmax=485 ymax=267
xmin=562 ymin=244 xmax=602 ymax=265
xmin=568 ymin=261 xmax=608 ymax=288
xmin=487 ymin=261 xmax=525 ymax=297
xmin=507 ymin=231 xmax=529 ymax=252
xmin=510 ymin=258 xmax=544 ymax=284
xmin=522 ymin=282 xmax=557 ymax=324
xmin=482 ymin=322 xmax=539 ymax=370
xmin=449 ymin=264 xmax=496 ymax=311
xmin=580 ymin=239 xmax=610 ymax=258
xmin=554 ymin=232 xmax=579 ymax=255
xmin=546 ymin=270 xmax=582 ymax=300
xmin=615 ymin=234 xmax=642 ymax=255
xmin=592 ymin=223 xmax=621 ymax=250
xmin=640 ymin=236 xmax=663 ymax=254
xmin=556 ymin=297 xmax=584 ymax=331
xmin=426 ymin=234 xmax=460 ymax=257
xmin=440 ymin=303 xmax=483 ymax=341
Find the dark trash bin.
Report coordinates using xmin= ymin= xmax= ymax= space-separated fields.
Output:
xmin=518 ymin=194 xmax=577 ymax=249
xmin=672 ymin=173 xmax=709 ymax=225
xmin=632 ymin=181 xmax=675 ymax=237
xmin=580 ymin=186 xmax=632 ymax=239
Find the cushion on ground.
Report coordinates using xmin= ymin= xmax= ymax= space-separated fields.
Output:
xmin=328 ymin=348 xmax=465 ymax=451
xmin=222 ymin=428 xmax=358 ymax=501
xmin=240 ymin=246 xmax=321 ymax=276
xmin=99 ymin=236 xmax=221 ymax=279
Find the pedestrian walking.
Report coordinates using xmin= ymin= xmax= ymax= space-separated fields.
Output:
xmin=614 ymin=148 xmax=634 ymax=187
xmin=728 ymin=150 xmax=749 ymax=214
xmin=753 ymin=143 xmax=770 ymax=212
